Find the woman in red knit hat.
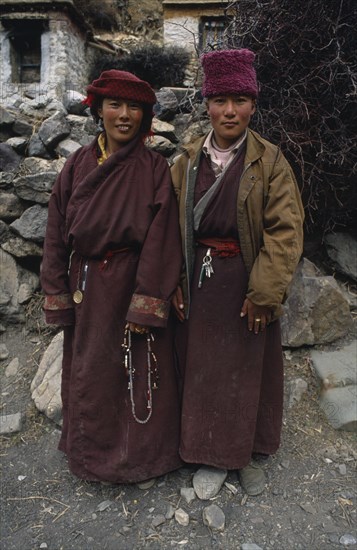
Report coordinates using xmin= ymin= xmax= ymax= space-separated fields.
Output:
xmin=41 ymin=70 xmax=183 ymax=485
xmin=171 ymin=49 xmax=304 ymax=496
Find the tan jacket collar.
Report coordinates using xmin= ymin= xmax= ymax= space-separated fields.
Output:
xmin=183 ymin=128 xmax=266 ymax=165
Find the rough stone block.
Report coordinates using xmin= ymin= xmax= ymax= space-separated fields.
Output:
xmin=325 ymin=232 xmax=357 ymax=282
xmin=31 ymin=332 xmax=63 ymax=425
xmin=281 ymin=258 xmax=353 ymax=346
xmin=320 ymin=386 xmax=357 ymax=431
xmin=311 ymin=341 xmax=357 ymax=388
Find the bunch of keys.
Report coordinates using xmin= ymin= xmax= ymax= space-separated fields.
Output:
xmin=198 ymin=248 xmax=214 ymax=288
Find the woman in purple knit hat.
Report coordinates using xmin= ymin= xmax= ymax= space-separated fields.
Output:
xmin=171 ymin=49 xmax=304 ymax=496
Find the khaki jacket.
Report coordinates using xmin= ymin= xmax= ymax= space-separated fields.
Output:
xmin=171 ymin=128 xmax=304 ymax=319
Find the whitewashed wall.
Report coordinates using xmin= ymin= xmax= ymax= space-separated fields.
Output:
xmin=163 ymin=16 xmax=201 ymax=87
xmin=164 ymin=16 xmax=199 ymax=51
xmin=0 ymin=13 xmax=94 ymax=107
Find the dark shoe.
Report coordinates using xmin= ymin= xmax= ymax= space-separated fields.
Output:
xmin=252 ymin=452 xmax=270 ymax=462
xmin=238 ymin=463 xmax=266 ymax=496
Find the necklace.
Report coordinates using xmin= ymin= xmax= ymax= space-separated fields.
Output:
xmin=121 ymin=328 xmax=159 ymax=424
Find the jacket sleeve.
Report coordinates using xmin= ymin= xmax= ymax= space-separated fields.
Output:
xmin=40 ymin=158 xmax=76 ymax=325
xmin=126 ymin=155 xmax=183 ymax=328
xmin=246 ymin=151 xmax=304 ymax=316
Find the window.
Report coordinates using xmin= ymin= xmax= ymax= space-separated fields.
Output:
xmin=200 ymin=18 xmax=226 ymax=50
xmin=5 ymin=20 xmax=47 ymax=83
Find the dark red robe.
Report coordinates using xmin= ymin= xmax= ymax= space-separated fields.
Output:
xmin=177 ymin=149 xmax=284 ymax=470
xmin=41 ymin=136 xmax=183 ymax=483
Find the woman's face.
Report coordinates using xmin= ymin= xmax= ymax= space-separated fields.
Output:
xmin=98 ymin=98 xmax=144 ymax=152
xmin=206 ymin=94 xmax=256 ymax=149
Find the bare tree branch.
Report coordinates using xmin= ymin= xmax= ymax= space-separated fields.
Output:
xmin=220 ymin=0 xmax=356 ymax=237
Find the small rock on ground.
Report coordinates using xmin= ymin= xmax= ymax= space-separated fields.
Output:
xmin=339 ymin=534 xmax=357 ymax=546
xmin=0 ymin=344 xmax=10 ymax=360
xmin=0 ymin=412 xmax=22 ymax=434
xmin=180 ymin=487 xmax=196 ymax=504
xmin=202 ymin=504 xmax=225 ymax=532
xmin=152 ymin=514 xmax=166 ymax=527
xmin=165 ymin=504 xmax=175 ymax=519
xmin=5 ymin=357 xmax=20 ymax=377
xmin=224 ymin=481 xmax=238 ymax=495
xmin=193 ymin=466 xmax=227 ymax=500
xmin=175 ymin=508 xmax=189 ymax=526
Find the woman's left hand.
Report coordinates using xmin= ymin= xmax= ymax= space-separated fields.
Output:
xmin=126 ymin=322 xmax=149 ymax=334
xmin=240 ymin=298 xmax=272 ymax=334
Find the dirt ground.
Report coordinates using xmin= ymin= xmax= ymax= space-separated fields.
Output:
xmin=1 ymin=306 xmax=356 ymax=550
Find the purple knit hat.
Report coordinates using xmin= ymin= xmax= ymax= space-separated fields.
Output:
xmin=201 ymin=49 xmax=258 ymax=98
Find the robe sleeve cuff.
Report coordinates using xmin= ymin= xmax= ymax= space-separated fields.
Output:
xmin=43 ymin=294 xmax=75 ymax=325
xmin=126 ymin=293 xmax=170 ymax=328
xmin=44 ymin=308 xmax=75 ymax=326
xmin=44 ymin=293 xmax=74 ymax=310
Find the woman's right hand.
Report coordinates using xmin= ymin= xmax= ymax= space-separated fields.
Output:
xmin=127 ymin=322 xmax=149 ymax=334
xmin=172 ymin=286 xmax=185 ymax=322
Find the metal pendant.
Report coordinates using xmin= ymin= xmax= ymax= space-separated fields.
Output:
xmin=73 ymin=290 xmax=83 ymax=304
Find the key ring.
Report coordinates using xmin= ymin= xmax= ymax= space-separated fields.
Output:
xmin=203 ymin=253 xmax=212 ymax=266
xmin=198 ymin=247 xmax=214 ymax=288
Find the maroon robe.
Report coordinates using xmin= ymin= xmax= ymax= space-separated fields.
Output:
xmin=177 ymin=149 xmax=284 ymax=470
xmin=41 ymin=136 xmax=183 ymax=483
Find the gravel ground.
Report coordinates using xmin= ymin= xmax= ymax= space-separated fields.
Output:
xmin=1 ymin=320 xmax=356 ymax=550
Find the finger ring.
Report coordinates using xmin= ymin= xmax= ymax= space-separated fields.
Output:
xmin=255 ymin=318 xmax=261 ymax=322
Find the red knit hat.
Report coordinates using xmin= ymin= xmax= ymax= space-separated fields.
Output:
xmin=83 ymin=69 xmax=157 ymax=107
xmin=201 ymin=49 xmax=258 ymax=99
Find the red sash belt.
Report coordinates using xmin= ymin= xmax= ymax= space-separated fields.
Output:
xmin=196 ymin=237 xmax=241 ymax=258
xmin=99 ymin=247 xmax=130 ymax=270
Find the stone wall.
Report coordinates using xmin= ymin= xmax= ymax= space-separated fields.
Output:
xmin=1 ymin=86 xmax=355 ymax=345
xmin=0 ymin=87 xmax=195 ymax=324
xmin=0 ymin=12 xmax=95 ymax=107
xmin=163 ymin=16 xmax=200 ymax=87
xmin=44 ymin=16 xmax=93 ymax=93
